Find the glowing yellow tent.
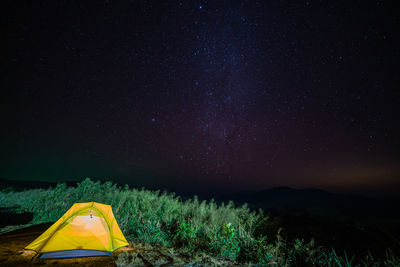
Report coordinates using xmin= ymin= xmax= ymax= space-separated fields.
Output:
xmin=25 ymin=202 xmax=129 ymax=259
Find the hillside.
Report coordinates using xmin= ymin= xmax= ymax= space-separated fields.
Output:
xmin=0 ymin=179 xmax=399 ymax=266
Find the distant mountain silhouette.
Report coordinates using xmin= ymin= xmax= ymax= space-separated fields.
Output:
xmin=219 ymin=186 xmax=400 ymax=257
xmin=221 ymin=186 xmax=400 ymax=217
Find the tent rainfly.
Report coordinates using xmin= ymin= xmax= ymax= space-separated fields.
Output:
xmin=25 ymin=202 xmax=129 ymax=259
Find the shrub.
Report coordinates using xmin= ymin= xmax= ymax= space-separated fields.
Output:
xmin=172 ymin=218 xmax=197 ymax=250
xmin=209 ymin=223 xmax=240 ymax=260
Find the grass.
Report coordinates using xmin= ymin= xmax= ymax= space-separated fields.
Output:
xmin=1 ymin=178 xmax=399 ymax=266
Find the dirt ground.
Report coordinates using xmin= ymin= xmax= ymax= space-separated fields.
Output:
xmin=0 ymin=223 xmax=120 ymax=266
xmin=0 ymin=223 xmax=177 ymax=266
xmin=0 ymin=223 xmax=238 ymax=267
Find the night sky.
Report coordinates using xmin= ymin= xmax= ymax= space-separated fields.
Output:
xmin=1 ymin=1 xmax=399 ymax=194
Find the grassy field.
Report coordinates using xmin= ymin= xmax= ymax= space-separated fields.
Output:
xmin=1 ymin=178 xmax=399 ymax=266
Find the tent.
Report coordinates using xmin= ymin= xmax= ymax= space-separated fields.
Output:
xmin=25 ymin=202 xmax=129 ymax=259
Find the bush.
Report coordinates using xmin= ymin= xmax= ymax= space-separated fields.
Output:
xmin=209 ymin=223 xmax=240 ymax=260
xmin=172 ymin=218 xmax=197 ymax=250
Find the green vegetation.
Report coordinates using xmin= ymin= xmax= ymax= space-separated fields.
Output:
xmin=1 ymin=178 xmax=399 ymax=266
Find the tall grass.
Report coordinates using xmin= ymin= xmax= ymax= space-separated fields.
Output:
xmin=1 ymin=178 xmax=399 ymax=266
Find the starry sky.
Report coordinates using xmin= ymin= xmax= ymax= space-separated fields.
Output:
xmin=1 ymin=0 xmax=399 ymax=194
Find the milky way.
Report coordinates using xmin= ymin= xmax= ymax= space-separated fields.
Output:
xmin=1 ymin=1 xmax=399 ymax=193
